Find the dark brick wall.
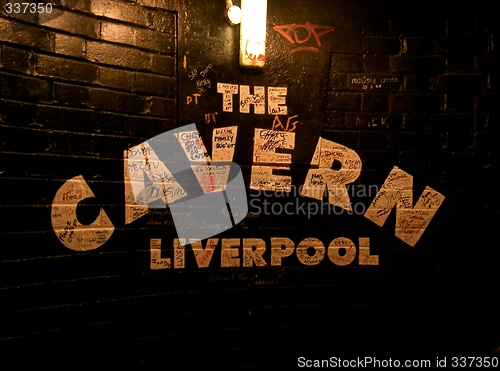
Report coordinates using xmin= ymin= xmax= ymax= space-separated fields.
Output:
xmin=1 ymin=0 xmax=499 ymax=369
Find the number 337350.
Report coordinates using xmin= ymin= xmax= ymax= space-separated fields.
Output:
xmin=6 ymin=2 xmax=53 ymax=13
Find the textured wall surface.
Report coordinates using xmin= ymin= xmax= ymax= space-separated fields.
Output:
xmin=1 ymin=0 xmax=499 ymax=369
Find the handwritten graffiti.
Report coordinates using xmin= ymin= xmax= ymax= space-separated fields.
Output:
xmin=273 ymin=22 xmax=335 ymax=54
xmin=186 ymin=93 xmax=201 ymax=105
xmin=271 ymin=115 xmax=299 ymax=132
xmin=205 ymin=112 xmax=218 ymax=124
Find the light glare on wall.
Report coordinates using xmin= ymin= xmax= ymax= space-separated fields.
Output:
xmin=239 ymin=0 xmax=267 ymax=68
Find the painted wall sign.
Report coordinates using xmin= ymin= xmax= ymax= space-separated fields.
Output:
xmin=216 ymin=83 xmax=288 ymax=114
xmin=364 ymin=166 xmax=445 ymax=247
xmin=51 ymin=175 xmax=115 ymax=251
xmin=50 ymin=68 xmax=445 ymax=263
xmin=149 ymin=236 xmax=379 ymax=269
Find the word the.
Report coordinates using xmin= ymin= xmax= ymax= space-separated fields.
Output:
xmin=217 ymin=83 xmax=287 ymax=115
xmin=150 ymin=237 xmax=378 ymax=269
xmin=6 ymin=2 xmax=52 ymax=13
xmin=273 ymin=22 xmax=335 ymax=54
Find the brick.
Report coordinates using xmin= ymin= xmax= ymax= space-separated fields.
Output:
xmin=446 ymin=54 xmax=474 ymax=73
xmin=446 ymin=18 xmax=478 ymax=34
xmin=54 ymin=83 xmax=89 ymax=107
xmin=389 ymin=94 xmax=443 ymax=112
xmin=403 ymin=75 xmax=430 ymax=92
xmin=427 ymin=113 xmax=474 ymax=131
xmin=476 ymin=93 xmax=500 ymax=112
xmin=401 ymin=113 xmax=429 ymax=131
xmin=150 ymin=10 xmax=177 ymax=33
xmin=363 ymin=55 xmax=390 ymax=72
xmin=0 ymin=126 xmax=51 ymax=153
xmin=446 ymin=131 xmax=474 ymax=150
xmin=89 ymin=89 xmax=146 ymax=114
xmin=489 ymin=73 xmax=500 ymax=91
xmin=474 ymin=132 xmax=498 ymax=150
xmin=54 ymin=34 xmax=87 ymax=58
xmin=150 ymin=54 xmax=175 ymax=75
xmin=58 ymin=107 xmax=97 ymax=133
xmin=135 ymin=0 xmax=174 ymax=11
xmin=445 ymin=94 xmax=474 ymax=112
xmin=361 ymin=93 xmax=388 ymax=111
xmin=431 ymin=74 xmax=487 ymax=92
xmin=100 ymin=22 xmax=135 ymax=46
xmin=1 ymin=46 xmax=35 ymax=74
xmin=321 ymin=130 xmax=358 ymax=149
xmin=0 ymin=18 xmax=53 ymax=51
xmin=128 ymin=116 xmax=176 ymax=138
xmin=330 ymin=54 xmax=364 ymax=73
xmin=90 ymin=0 xmax=151 ymax=27
xmin=0 ymin=100 xmax=37 ymax=127
xmin=54 ymin=131 xmax=102 ymax=155
xmin=362 ymin=17 xmax=390 ymax=36
xmin=91 ymin=111 xmax=131 ymax=135
xmin=485 ymin=113 xmax=500 ymax=131
xmin=398 ymin=151 xmax=433 ymax=171
xmin=134 ymin=28 xmax=174 ymax=54
xmin=145 ymin=97 xmax=176 ymax=117
xmin=0 ymin=178 xmax=50 ymax=205
xmin=358 ymin=131 xmax=388 ymax=150
xmin=403 ymin=37 xmax=435 ymax=55
xmin=135 ymin=73 xmax=176 ymax=97
xmin=36 ymin=54 xmax=98 ymax=83
xmin=86 ymin=41 xmax=152 ymax=70
xmin=363 ymin=36 xmax=400 ymax=55
xmin=323 ymin=111 xmax=344 ymax=129
xmin=326 ymin=92 xmax=360 ymax=110
xmin=390 ymin=17 xmax=444 ymax=37
xmin=357 ymin=150 xmax=398 ymax=170
xmin=39 ymin=8 xmax=100 ymax=38
xmin=58 ymin=0 xmax=91 ymax=12
xmin=0 ymin=72 xmax=52 ymax=102
xmin=99 ymin=68 xmax=135 ymax=91
xmin=328 ymin=73 xmax=347 ymax=90
xmin=437 ymin=34 xmax=490 ymax=54
xmin=475 ymin=54 xmax=500 ymax=73
xmin=390 ymin=56 xmax=445 ymax=74
xmin=388 ymin=132 xmax=445 ymax=151
xmin=35 ymin=104 xmax=65 ymax=130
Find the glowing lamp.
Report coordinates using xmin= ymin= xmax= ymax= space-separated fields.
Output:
xmin=239 ymin=0 xmax=267 ymax=68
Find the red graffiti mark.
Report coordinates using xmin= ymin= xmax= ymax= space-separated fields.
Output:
xmin=273 ymin=22 xmax=335 ymax=54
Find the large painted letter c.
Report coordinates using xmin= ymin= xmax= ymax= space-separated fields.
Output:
xmin=51 ymin=175 xmax=115 ymax=251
